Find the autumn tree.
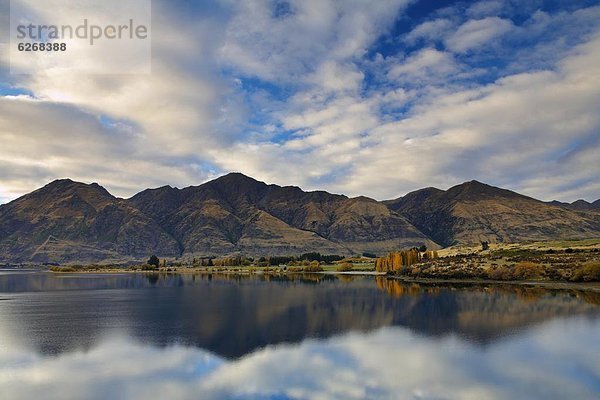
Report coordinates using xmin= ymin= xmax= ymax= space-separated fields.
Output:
xmin=375 ymin=249 xmax=427 ymax=273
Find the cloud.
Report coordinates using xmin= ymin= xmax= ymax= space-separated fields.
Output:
xmin=0 ymin=0 xmax=599 ymax=204
xmin=388 ymin=48 xmax=459 ymax=83
xmin=403 ymin=18 xmax=454 ymax=45
xmin=0 ymin=96 xmax=220 ymax=199
xmin=314 ymin=30 xmax=600 ymax=201
xmin=466 ymin=1 xmax=505 ymax=19
xmin=219 ymin=0 xmax=410 ymax=83
xmin=0 ymin=0 xmax=232 ymax=198
xmin=1 ymin=317 xmax=599 ymax=399
xmin=307 ymin=61 xmax=364 ymax=95
xmin=446 ymin=17 xmax=513 ymax=53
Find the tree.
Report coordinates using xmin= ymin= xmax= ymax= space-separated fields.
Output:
xmin=337 ymin=262 xmax=353 ymax=272
xmin=418 ymin=245 xmax=427 ymax=252
xmin=481 ymin=241 xmax=489 ymax=251
xmin=147 ymin=255 xmax=160 ymax=268
xmin=309 ymin=260 xmax=323 ymax=272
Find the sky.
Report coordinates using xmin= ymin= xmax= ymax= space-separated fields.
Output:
xmin=0 ymin=0 xmax=599 ymax=204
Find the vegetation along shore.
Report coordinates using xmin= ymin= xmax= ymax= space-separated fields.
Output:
xmin=42 ymin=239 xmax=600 ymax=288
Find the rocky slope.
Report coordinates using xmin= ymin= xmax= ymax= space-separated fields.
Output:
xmin=548 ymin=199 xmax=600 ymax=211
xmin=0 ymin=179 xmax=180 ymax=263
xmin=129 ymin=173 xmax=435 ymax=257
xmin=0 ymin=175 xmax=598 ymax=263
xmin=385 ymin=180 xmax=600 ymax=247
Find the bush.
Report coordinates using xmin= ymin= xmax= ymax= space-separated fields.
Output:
xmin=141 ymin=263 xmax=158 ymax=271
xmin=573 ymin=262 xmax=600 ymax=282
xmin=49 ymin=266 xmax=76 ymax=272
xmin=304 ymin=261 xmax=323 ymax=272
xmin=514 ymin=262 xmax=544 ymax=280
xmin=336 ymin=262 xmax=353 ymax=272
xmin=487 ymin=265 xmax=513 ymax=280
xmin=299 ymin=253 xmax=343 ymax=263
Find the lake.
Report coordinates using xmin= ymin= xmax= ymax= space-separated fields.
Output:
xmin=0 ymin=270 xmax=599 ymax=399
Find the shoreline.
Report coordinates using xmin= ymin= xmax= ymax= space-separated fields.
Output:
xmin=384 ymin=275 xmax=600 ymax=292
xmin=34 ymin=267 xmax=600 ymax=292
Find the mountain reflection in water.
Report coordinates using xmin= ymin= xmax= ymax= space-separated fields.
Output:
xmin=0 ymin=271 xmax=598 ymax=358
xmin=0 ymin=271 xmax=599 ymax=399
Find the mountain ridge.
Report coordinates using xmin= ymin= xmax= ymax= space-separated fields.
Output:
xmin=0 ymin=174 xmax=598 ymax=263
xmin=385 ymin=180 xmax=599 ymax=247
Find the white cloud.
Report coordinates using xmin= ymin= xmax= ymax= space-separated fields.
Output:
xmin=388 ymin=48 xmax=459 ymax=83
xmin=466 ymin=1 xmax=505 ymax=19
xmin=0 ymin=1 xmax=233 ymax=199
xmin=219 ymin=0 xmax=410 ymax=83
xmin=446 ymin=17 xmax=513 ymax=53
xmin=0 ymin=0 xmax=599 ymax=204
xmin=337 ymin=32 xmax=600 ymax=201
xmin=307 ymin=61 xmax=364 ymax=95
xmin=1 ymin=317 xmax=599 ymax=400
xmin=404 ymin=18 xmax=454 ymax=44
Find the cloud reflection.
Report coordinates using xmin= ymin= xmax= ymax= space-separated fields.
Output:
xmin=1 ymin=316 xmax=598 ymax=400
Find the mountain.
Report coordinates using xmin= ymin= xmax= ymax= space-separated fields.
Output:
xmin=1 ymin=175 xmax=598 ymax=264
xmin=385 ymin=180 xmax=600 ymax=247
xmin=0 ymin=179 xmax=180 ymax=263
xmin=548 ymin=199 xmax=600 ymax=211
xmin=129 ymin=173 xmax=435 ymax=257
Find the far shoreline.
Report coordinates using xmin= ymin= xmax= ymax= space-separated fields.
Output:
xmin=35 ymin=266 xmax=600 ymax=292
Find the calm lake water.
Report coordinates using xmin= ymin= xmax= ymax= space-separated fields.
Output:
xmin=0 ymin=270 xmax=599 ymax=400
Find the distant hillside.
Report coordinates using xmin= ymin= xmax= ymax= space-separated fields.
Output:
xmin=0 ymin=179 xmax=180 ymax=263
xmin=548 ymin=199 xmax=600 ymax=211
xmin=129 ymin=173 xmax=435 ymax=258
xmin=385 ymin=181 xmax=600 ymax=247
xmin=0 ymin=175 xmax=598 ymax=263
xmin=0 ymin=174 xmax=434 ymax=263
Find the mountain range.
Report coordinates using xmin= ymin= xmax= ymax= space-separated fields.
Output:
xmin=0 ymin=173 xmax=598 ymax=263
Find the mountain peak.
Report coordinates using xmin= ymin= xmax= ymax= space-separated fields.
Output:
xmin=455 ymin=180 xmax=493 ymax=190
xmin=204 ymin=172 xmax=269 ymax=201
xmin=446 ymin=180 xmax=523 ymax=200
xmin=212 ymin=172 xmax=265 ymax=185
xmin=567 ymin=199 xmax=596 ymax=211
xmin=46 ymin=178 xmax=75 ymax=187
xmin=36 ymin=178 xmax=112 ymax=198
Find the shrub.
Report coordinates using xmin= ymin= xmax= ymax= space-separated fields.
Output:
xmin=141 ymin=263 xmax=158 ymax=271
xmin=304 ymin=261 xmax=323 ymax=272
xmin=573 ymin=262 xmax=600 ymax=282
xmin=514 ymin=262 xmax=544 ymax=280
xmin=49 ymin=266 xmax=76 ymax=272
xmin=487 ymin=265 xmax=513 ymax=280
xmin=336 ymin=262 xmax=353 ymax=272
